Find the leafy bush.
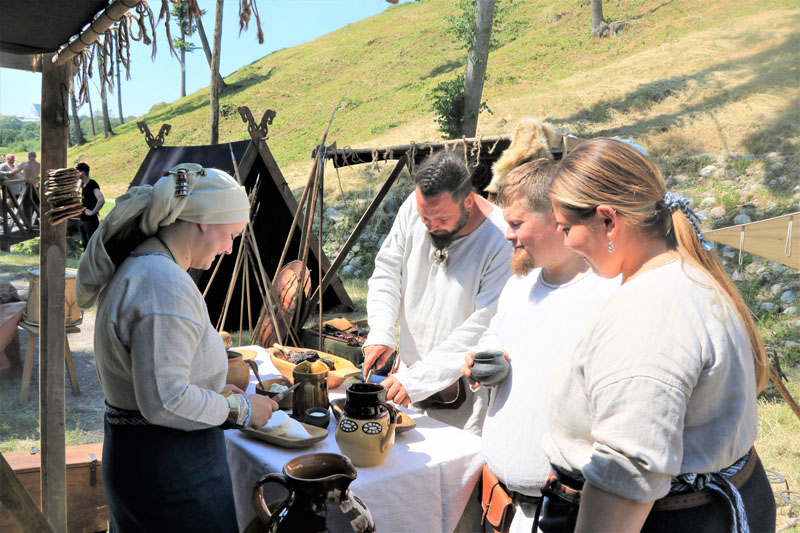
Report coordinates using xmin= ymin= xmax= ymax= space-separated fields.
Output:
xmin=430 ymin=73 xmax=491 ymax=139
xmin=430 ymin=74 xmax=467 ymax=139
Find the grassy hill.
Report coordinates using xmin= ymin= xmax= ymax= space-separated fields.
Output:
xmin=61 ymin=0 xmax=798 ymax=200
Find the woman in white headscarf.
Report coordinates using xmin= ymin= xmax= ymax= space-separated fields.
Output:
xmin=77 ymin=164 xmax=278 ymax=532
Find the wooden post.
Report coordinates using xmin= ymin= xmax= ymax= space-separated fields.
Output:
xmin=39 ymin=55 xmax=71 ymax=532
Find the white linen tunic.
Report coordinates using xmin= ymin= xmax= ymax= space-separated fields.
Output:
xmin=366 ymin=193 xmax=512 ymax=434
xmin=479 ymin=269 xmax=618 ymax=499
xmin=542 ymin=260 xmax=758 ymax=502
xmin=94 ymin=252 xmax=229 ymax=430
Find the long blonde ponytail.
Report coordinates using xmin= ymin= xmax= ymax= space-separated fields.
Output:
xmin=550 ymin=138 xmax=769 ymax=391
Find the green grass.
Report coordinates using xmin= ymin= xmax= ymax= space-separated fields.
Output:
xmin=757 ymin=367 xmax=800 ymax=530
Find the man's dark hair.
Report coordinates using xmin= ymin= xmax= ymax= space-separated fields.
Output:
xmin=76 ymin=162 xmax=90 ymax=174
xmin=412 ymin=151 xmax=473 ymax=201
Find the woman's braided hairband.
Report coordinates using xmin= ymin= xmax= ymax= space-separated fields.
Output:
xmin=663 ymin=192 xmax=714 ymax=251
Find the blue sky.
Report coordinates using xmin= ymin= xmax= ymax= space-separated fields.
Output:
xmin=0 ymin=0 xmax=410 ymax=118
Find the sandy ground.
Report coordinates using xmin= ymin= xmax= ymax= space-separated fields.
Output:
xmin=1 ymin=271 xmax=106 ymax=445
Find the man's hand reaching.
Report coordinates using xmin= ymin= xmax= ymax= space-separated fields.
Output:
xmin=362 ymin=344 xmax=394 ymax=378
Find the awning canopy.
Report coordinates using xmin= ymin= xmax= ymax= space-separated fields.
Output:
xmin=706 ymin=212 xmax=799 ymax=269
xmin=0 ymin=0 xmax=109 ymax=56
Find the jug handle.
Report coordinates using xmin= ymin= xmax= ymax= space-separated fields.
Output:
xmin=378 ymin=402 xmax=398 ymax=453
xmin=252 ymin=472 xmax=295 ymax=530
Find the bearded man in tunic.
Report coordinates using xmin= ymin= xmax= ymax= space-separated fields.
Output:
xmin=362 ymin=150 xmax=512 ymax=435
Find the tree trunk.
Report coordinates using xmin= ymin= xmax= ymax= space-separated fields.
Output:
xmin=209 ymin=0 xmax=223 ymax=145
xmin=591 ymin=0 xmax=607 ymax=36
xmin=100 ymin=82 xmax=113 ymax=137
xmin=196 ymin=13 xmax=227 ymax=92
xmin=115 ymin=33 xmax=124 ymax=124
xmin=180 ymin=19 xmax=187 ymax=97
xmin=462 ymin=0 xmax=495 ymax=138
xmin=69 ymin=85 xmax=85 ymax=145
xmin=87 ymin=89 xmax=96 ymax=136
xmin=98 ymin=54 xmax=114 ymax=137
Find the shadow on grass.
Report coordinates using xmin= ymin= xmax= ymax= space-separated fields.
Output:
xmin=549 ymin=23 xmax=800 ymax=156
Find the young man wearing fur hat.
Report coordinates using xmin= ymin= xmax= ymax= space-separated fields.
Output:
xmin=362 ymin=150 xmax=512 ymax=435
xmin=461 ymin=158 xmax=619 ymax=533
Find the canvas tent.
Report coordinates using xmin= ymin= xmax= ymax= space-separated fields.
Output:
xmin=128 ymin=134 xmax=354 ymax=330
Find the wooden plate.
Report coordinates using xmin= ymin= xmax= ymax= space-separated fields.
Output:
xmin=267 ymin=346 xmax=361 ymax=389
xmin=329 ymin=398 xmax=416 ymax=434
xmin=230 ymin=347 xmax=258 ymax=361
xmin=240 ymin=422 xmax=328 ymax=449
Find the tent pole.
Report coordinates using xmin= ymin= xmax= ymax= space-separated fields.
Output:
xmin=317 ymin=159 xmax=324 ymax=351
xmin=292 ymin=159 xmax=322 ymax=332
xmin=275 ymin=148 xmax=320 ymax=278
xmin=216 ymin=230 xmax=246 ymax=331
xmin=304 ymin=156 xmax=408 ymax=316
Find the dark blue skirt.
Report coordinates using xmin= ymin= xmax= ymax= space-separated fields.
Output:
xmin=103 ymin=414 xmax=238 ymax=533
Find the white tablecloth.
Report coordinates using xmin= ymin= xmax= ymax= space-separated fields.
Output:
xmin=225 ymin=346 xmax=484 ymax=532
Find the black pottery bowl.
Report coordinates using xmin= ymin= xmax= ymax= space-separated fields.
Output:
xmin=470 ymin=350 xmax=510 ymax=386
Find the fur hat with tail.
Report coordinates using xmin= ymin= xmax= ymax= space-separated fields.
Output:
xmin=485 ymin=118 xmax=560 ymax=194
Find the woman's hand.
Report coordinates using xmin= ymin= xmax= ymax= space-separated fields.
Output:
xmin=247 ymin=394 xmax=279 ymax=428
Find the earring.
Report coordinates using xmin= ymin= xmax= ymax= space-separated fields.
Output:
xmin=607 ymin=239 xmax=614 ymax=254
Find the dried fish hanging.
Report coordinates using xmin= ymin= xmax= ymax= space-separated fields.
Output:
xmin=68 ymin=0 xmax=267 ymax=107
xmin=43 ymin=168 xmax=83 ymax=226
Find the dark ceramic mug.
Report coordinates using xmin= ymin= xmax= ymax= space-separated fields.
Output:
xmin=470 ymin=350 xmax=510 ymax=386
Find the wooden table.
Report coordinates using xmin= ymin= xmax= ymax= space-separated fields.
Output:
xmin=225 ymin=346 xmax=484 ymax=532
xmin=18 ymin=321 xmax=81 ymax=402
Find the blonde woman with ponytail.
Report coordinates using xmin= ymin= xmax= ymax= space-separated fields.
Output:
xmin=538 ymin=138 xmax=775 ymax=533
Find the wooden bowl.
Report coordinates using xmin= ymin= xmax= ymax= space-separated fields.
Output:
xmin=255 ymin=377 xmax=294 ymax=410
xmin=267 ymin=346 xmax=361 ymax=389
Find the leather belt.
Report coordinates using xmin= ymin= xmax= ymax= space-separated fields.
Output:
xmin=508 ymin=490 xmax=542 ymax=507
xmin=652 ymin=448 xmax=758 ymax=511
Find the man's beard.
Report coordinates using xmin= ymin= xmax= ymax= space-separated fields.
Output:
xmin=430 ymin=203 xmax=470 ymax=250
xmin=511 ymin=249 xmax=536 ymax=276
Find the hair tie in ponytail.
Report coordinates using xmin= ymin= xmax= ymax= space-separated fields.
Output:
xmin=663 ymin=192 xmax=714 ymax=251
